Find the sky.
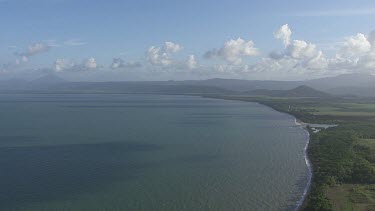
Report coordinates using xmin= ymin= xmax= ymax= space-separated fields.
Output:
xmin=1 ymin=0 xmax=375 ymax=81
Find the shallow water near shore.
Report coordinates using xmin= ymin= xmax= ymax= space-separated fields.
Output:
xmin=0 ymin=93 xmax=309 ymax=211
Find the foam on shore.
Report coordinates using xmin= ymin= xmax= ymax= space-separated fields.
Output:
xmin=294 ymin=118 xmax=312 ymax=211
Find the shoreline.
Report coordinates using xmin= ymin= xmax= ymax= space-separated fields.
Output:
xmin=294 ymin=118 xmax=312 ymax=211
xmin=254 ymin=103 xmax=313 ymax=210
xmin=200 ymin=95 xmax=314 ymax=210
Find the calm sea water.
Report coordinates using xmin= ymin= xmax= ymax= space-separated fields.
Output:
xmin=0 ymin=94 xmax=309 ymax=211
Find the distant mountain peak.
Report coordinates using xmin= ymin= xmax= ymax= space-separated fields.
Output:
xmin=288 ymin=85 xmax=330 ymax=97
xmin=245 ymin=85 xmax=330 ymax=98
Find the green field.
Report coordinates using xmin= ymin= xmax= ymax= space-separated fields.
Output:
xmin=357 ymin=139 xmax=375 ymax=151
xmin=312 ymin=103 xmax=375 ymax=117
xmin=326 ymin=139 xmax=375 ymax=211
xmin=327 ymin=184 xmax=375 ymax=211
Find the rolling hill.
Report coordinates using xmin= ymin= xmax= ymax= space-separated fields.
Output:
xmin=244 ymin=85 xmax=331 ymax=98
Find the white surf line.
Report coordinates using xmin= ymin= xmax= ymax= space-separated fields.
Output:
xmin=294 ymin=118 xmax=312 ymax=211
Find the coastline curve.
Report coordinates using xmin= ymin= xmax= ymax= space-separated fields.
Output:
xmin=294 ymin=118 xmax=312 ymax=210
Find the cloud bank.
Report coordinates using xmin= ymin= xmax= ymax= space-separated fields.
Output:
xmin=52 ymin=57 xmax=99 ymax=72
xmin=110 ymin=58 xmax=142 ymax=69
xmin=3 ymin=24 xmax=375 ymax=80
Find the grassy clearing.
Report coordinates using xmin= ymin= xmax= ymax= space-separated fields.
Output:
xmin=312 ymin=103 xmax=375 ymax=117
xmin=314 ymin=110 xmax=375 ymax=117
xmin=327 ymin=184 xmax=375 ymax=211
xmin=342 ymin=103 xmax=375 ymax=111
xmin=357 ymin=139 xmax=375 ymax=151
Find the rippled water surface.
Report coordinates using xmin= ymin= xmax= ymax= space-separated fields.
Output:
xmin=0 ymin=94 xmax=309 ymax=211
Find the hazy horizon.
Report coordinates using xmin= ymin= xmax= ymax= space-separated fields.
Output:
xmin=1 ymin=72 xmax=375 ymax=83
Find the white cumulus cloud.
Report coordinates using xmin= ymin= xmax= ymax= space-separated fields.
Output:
xmin=339 ymin=33 xmax=371 ymax=57
xmin=111 ymin=58 xmax=142 ymax=69
xmin=287 ymin=40 xmax=319 ymax=59
xmin=204 ymin=38 xmax=258 ymax=65
xmin=84 ymin=57 xmax=98 ymax=69
xmin=15 ymin=42 xmax=51 ymax=65
xmin=186 ymin=55 xmax=198 ymax=69
xmin=147 ymin=42 xmax=182 ymax=67
xmin=52 ymin=57 xmax=99 ymax=72
xmin=270 ymin=24 xmax=327 ymax=71
xmin=274 ymin=24 xmax=292 ymax=47
xmin=52 ymin=58 xmax=75 ymax=72
xmin=164 ymin=42 xmax=182 ymax=53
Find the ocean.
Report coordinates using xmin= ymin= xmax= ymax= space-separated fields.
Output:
xmin=0 ymin=93 xmax=309 ymax=210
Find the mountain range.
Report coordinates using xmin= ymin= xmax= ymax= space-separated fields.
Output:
xmin=1 ymin=73 xmax=375 ymax=97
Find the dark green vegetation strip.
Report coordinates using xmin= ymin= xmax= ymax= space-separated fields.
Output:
xmin=202 ymin=95 xmax=375 ymax=211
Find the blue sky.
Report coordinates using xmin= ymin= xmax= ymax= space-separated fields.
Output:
xmin=1 ymin=0 xmax=375 ymax=81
